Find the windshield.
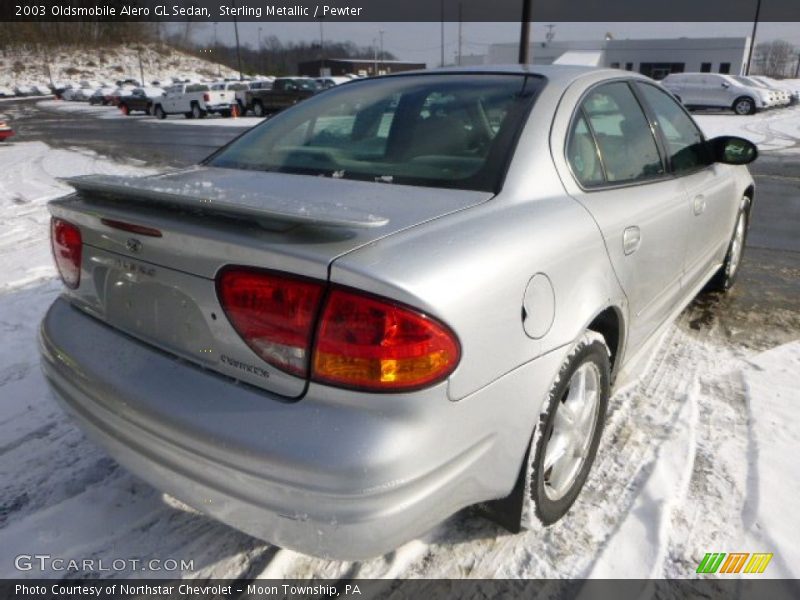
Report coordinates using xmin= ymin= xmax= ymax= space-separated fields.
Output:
xmin=208 ymin=74 xmax=541 ymax=192
xmin=731 ymin=76 xmax=766 ymax=88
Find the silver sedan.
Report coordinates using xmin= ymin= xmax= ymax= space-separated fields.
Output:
xmin=40 ymin=65 xmax=756 ymax=559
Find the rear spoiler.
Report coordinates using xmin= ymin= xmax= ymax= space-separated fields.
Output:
xmin=63 ymin=174 xmax=389 ymax=229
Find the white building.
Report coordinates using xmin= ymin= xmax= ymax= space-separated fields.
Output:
xmin=462 ymin=37 xmax=752 ymax=80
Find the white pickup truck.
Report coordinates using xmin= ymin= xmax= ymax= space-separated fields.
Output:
xmin=152 ymin=83 xmax=234 ymax=119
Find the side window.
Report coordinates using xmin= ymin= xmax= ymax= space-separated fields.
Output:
xmin=637 ymin=83 xmax=710 ymax=174
xmin=579 ymin=82 xmax=664 ymax=184
xmin=566 ymin=112 xmax=603 ymax=186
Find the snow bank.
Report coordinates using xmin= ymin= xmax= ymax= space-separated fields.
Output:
xmin=694 ymin=105 xmax=800 ymax=154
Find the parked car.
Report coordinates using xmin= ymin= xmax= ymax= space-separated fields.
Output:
xmin=106 ymin=86 xmax=135 ymax=106
xmin=151 ymin=83 xmax=235 ymax=119
xmin=118 ymin=87 xmax=165 ymax=115
xmin=0 ymin=114 xmax=14 ymax=141
xmin=13 ymin=85 xmax=34 ymax=97
xmin=68 ymin=87 xmax=95 ymax=102
xmin=0 ymin=87 xmax=14 ymax=98
xmin=748 ymin=75 xmax=798 ymax=105
xmin=41 ymin=66 xmax=757 ymax=560
xmin=729 ymin=75 xmax=786 ymax=107
xmin=244 ymin=77 xmax=319 ymax=117
xmin=210 ymin=81 xmax=250 ymax=113
xmin=315 ymin=76 xmax=351 ymax=89
xmin=88 ymin=87 xmax=113 ymax=105
xmin=661 ymin=72 xmax=770 ymax=114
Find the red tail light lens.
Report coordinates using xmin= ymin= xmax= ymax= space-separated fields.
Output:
xmin=51 ymin=218 xmax=82 ymax=289
xmin=203 ymin=93 xmax=210 ymax=102
xmin=312 ymin=290 xmax=460 ymax=392
xmin=217 ymin=268 xmax=324 ymax=377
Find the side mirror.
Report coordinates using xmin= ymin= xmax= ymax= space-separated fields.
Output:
xmin=709 ymin=136 xmax=758 ymax=165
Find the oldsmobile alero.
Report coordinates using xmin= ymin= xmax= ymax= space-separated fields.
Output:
xmin=39 ymin=65 xmax=757 ymax=559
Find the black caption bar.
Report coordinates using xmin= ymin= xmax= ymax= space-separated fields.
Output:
xmin=3 ymin=579 xmax=800 ymax=600
xmin=3 ymin=0 xmax=800 ymax=22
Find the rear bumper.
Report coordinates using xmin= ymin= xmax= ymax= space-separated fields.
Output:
xmin=0 ymin=129 xmax=14 ymax=141
xmin=39 ymin=297 xmax=562 ymax=559
xmin=205 ymin=103 xmax=233 ymax=113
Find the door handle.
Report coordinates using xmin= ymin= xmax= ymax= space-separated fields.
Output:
xmin=623 ymin=226 xmax=641 ymax=255
xmin=693 ymin=194 xmax=706 ymax=215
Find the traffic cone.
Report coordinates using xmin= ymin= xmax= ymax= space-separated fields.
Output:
xmin=231 ymin=104 xmax=239 ymax=119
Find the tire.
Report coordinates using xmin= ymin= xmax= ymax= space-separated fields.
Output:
xmin=252 ymin=101 xmax=264 ymax=117
xmin=184 ymin=112 xmax=194 ymax=119
xmin=707 ymin=198 xmax=750 ymax=292
xmin=733 ymin=96 xmax=756 ymax=116
xmin=191 ymin=103 xmax=205 ymax=119
xmin=154 ymin=105 xmax=166 ymax=120
xmin=146 ymin=102 xmax=153 ymax=116
xmin=523 ymin=332 xmax=610 ymax=527
xmin=119 ymin=103 xmax=129 ymax=116
xmin=220 ymin=110 xmax=232 ymax=118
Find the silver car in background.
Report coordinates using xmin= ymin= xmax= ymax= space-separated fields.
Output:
xmin=661 ymin=72 xmax=772 ymax=114
xmin=40 ymin=66 xmax=757 ymax=559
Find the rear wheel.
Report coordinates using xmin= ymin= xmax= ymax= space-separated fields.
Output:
xmin=191 ymin=103 xmax=205 ymax=119
xmin=708 ymin=198 xmax=750 ymax=292
xmin=154 ymin=105 xmax=166 ymax=120
xmin=146 ymin=102 xmax=153 ymax=116
xmin=252 ymin=101 xmax=264 ymax=117
xmin=733 ymin=96 xmax=756 ymax=115
xmin=523 ymin=333 xmax=610 ymax=527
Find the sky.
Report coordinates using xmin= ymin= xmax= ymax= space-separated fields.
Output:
xmin=193 ymin=21 xmax=800 ymax=68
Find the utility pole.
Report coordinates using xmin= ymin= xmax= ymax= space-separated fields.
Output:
xmin=373 ymin=38 xmax=378 ymax=75
xmin=745 ymin=0 xmax=762 ymax=75
xmin=440 ymin=0 xmax=445 ymax=67
xmin=232 ymin=0 xmax=244 ymax=80
xmin=379 ymin=29 xmax=385 ymax=74
xmin=457 ymin=2 xmax=462 ymax=66
xmin=320 ymin=21 xmax=326 ymax=75
xmin=137 ymin=46 xmax=145 ymax=86
xmin=214 ymin=22 xmax=221 ymax=78
xmin=795 ymin=51 xmax=800 ymax=78
xmin=519 ymin=0 xmax=533 ymax=64
xmin=258 ymin=26 xmax=263 ymax=75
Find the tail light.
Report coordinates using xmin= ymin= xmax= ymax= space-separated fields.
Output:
xmin=312 ymin=290 xmax=460 ymax=392
xmin=203 ymin=93 xmax=210 ymax=102
xmin=216 ymin=268 xmax=461 ymax=392
xmin=217 ymin=268 xmax=324 ymax=376
xmin=51 ymin=218 xmax=82 ymax=289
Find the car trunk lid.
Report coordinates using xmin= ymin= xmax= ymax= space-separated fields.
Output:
xmin=50 ymin=166 xmax=492 ymax=397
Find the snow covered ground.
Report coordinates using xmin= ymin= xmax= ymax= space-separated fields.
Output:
xmin=36 ymin=99 xmax=264 ymax=128
xmin=1 ymin=44 xmax=238 ymax=91
xmin=0 ymin=136 xmax=798 ymax=579
xmin=694 ymin=106 xmax=800 ymax=154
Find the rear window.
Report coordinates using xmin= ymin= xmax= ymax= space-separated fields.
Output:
xmin=187 ymin=84 xmax=209 ymax=93
xmin=208 ymin=74 xmax=542 ymax=192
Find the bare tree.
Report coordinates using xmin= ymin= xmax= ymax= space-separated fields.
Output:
xmin=753 ymin=39 xmax=796 ymax=77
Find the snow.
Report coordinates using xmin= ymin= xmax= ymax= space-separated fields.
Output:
xmin=1 ymin=44 xmax=238 ymax=91
xmin=0 ymin=139 xmax=798 ymax=579
xmin=36 ymin=99 xmax=264 ymax=128
xmin=694 ymin=105 xmax=800 ymax=154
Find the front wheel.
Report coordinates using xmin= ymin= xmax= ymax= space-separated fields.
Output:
xmin=154 ymin=105 xmax=166 ymax=120
xmin=524 ymin=333 xmax=610 ymax=526
xmin=733 ymin=96 xmax=756 ymax=115
xmin=708 ymin=199 xmax=750 ymax=292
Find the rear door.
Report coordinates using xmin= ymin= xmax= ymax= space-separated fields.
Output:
xmin=555 ymin=80 xmax=692 ymax=352
xmin=635 ymin=81 xmax=738 ymax=291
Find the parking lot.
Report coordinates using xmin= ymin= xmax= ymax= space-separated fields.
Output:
xmin=0 ymin=96 xmax=798 ymax=579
